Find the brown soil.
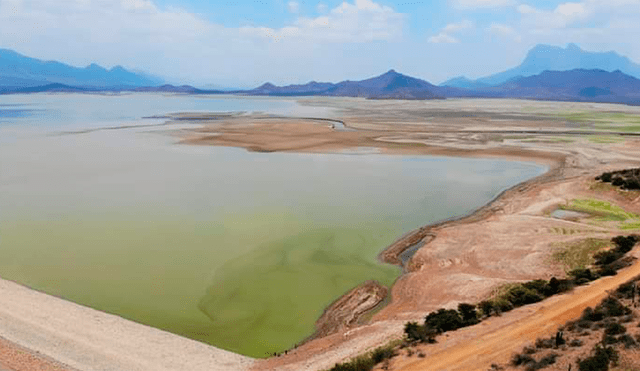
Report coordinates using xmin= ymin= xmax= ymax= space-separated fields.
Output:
xmin=0 ymin=337 xmax=73 ymax=371
xmin=168 ymin=98 xmax=640 ymax=371
xmin=382 ymin=249 xmax=640 ymax=371
xmin=311 ymin=281 xmax=388 ymax=340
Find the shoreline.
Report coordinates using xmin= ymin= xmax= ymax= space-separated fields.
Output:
xmin=3 ymin=97 xmax=640 ymax=370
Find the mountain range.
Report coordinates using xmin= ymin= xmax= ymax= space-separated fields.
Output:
xmin=442 ymin=43 xmax=640 ymax=88
xmin=0 ymin=49 xmax=163 ymax=89
xmin=246 ymin=69 xmax=444 ymax=100
xmin=3 ymin=44 xmax=640 ymax=104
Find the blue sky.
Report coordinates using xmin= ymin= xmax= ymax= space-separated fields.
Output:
xmin=1 ymin=0 xmax=639 ymax=87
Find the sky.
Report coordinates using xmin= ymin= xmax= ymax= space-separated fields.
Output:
xmin=1 ymin=0 xmax=640 ymax=88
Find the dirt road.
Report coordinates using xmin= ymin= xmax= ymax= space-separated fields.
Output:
xmin=393 ymin=256 xmax=640 ymax=371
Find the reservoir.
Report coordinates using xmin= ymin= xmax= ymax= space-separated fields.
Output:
xmin=0 ymin=93 xmax=546 ymax=357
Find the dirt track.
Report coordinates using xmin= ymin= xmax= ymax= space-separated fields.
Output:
xmin=390 ymin=253 xmax=640 ymax=371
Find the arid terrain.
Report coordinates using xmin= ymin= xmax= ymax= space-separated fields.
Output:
xmin=2 ymin=97 xmax=640 ymax=371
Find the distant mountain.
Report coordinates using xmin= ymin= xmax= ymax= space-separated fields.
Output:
xmin=249 ymin=81 xmax=335 ymax=96
xmin=452 ymin=69 xmax=640 ymax=104
xmin=442 ymin=44 xmax=640 ymax=88
xmin=131 ymin=84 xmax=221 ymax=94
xmin=0 ymin=83 xmax=221 ymax=95
xmin=245 ymin=70 xmax=444 ymax=100
xmin=440 ymin=76 xmax=490 ymax=89
xmin=0 ymin=49 xmax=164 ymax=89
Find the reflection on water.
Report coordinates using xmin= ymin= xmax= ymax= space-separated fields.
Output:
xmin=0 ymin=93 xmax=547 ymax=357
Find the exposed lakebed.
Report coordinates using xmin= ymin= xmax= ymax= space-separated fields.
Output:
xmin=0 ymin=94 xmax=546 ymax=357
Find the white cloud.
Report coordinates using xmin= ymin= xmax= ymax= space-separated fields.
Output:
xmin=0 ymin=0 xmax=406 ymax=85
xmin=317 ymin=2 xmax=328 ymax=13
xmin=451 ymin=0 xmax=515 ymax=9
xmin=507 ymin=0 xmax=640 ymax=62
xmin=517 ymin=4 xmax=538 ymax=14
xmin=443 ymin=20 xmax=474 ymax=33
xmin=488 ymin=23 xmax=521 ymax=42
xmin=428 ymin=33 xmax=459 ymax=43
xmin=121 ymin=0 xmax=156 ymax=12
xmin=518 ymin=2 xmax=592 ymax=29
xmin=242 ymin=0 xmax=405 ymax=43
xmin=428 ymin=20 xmax=473 ymax=44
xmin=288 ymin=1 xmax=299 ymax=13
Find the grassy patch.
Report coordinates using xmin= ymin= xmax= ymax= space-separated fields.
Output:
xmin=588 ymin=135 xmax=625 ymax=144
xmin=552 ymin=111 xmax=640 ymax=133
xmin=560 ymin=199 xmax=640 ymax=229
xmin=519 ymin=137 xmax=575 ymax=143
xmin=552 ymin=238 xmax=612 ymax=271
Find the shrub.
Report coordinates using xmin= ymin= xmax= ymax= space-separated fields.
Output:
xmin=512 ymin=353 xmax=535 ymax=366
xmin=330 ymin=355 xmax=375 ymax=371
xmin=614 ymin=281 xmax=636 ymax=299
xmin=598 ymin=265 xmax=617 ymax=277
xmin=506 ymin=285 xmax=544 ymax=307
xmin=527 ymin=353 xmax=558 ymax=371
xmin=457 ymin=303 xmax=479 ymax=325
xmin=594 ymin=251 xmax=622 ymax=266
xmin=604 ymin=322 xmax=626 ymax=335
xmin=577 ymin=345 xmax=618 ymax=371
xmin=570 ymin=268 xmax=596 ymax=283
xmin=478 ymin=300 xmax=494 ymax=317
xmin=598 ymin=172 xmax=613 ymax=182
xmin=612 ymin=235 xmax=638 ymax=253
xmin=535 ymin=337 xmax=554 ymax=349
xmin=492 ymin=298 xmax=514 ymax=313
xmin=424 ymin=309 xmax=463 ymax=333
xmin=618 ymin=334 xmax=637 ymax=348
xmin=569 ymin=339 xmax=584 ymax=347
xmin=329 ymin=345 xmax=397 ymax=371
xmin=523 ymin=280 xmax=549 ymax=295
xmin=598 ymin=297 xmax=630 ymax=317
xmin=370 ymin=346 xmax=395 ymax=364
xmin=601 ymin=334 xmax=618 ymax=345
xmin=404 ymin=322 xmax=435 ymax=343
xmin=581 ymin=307 xmax=604 ymax=322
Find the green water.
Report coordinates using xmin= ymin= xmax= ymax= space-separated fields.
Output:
xmin=0 ymin=94 xmax=547 ymax=357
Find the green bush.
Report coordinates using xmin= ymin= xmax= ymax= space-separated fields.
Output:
xmin=612 ymin=235 xmax=638 ymax=253
xmin=457 ymin=303 xmax=479 ymax=325
xmin=424 ymin=309 xmax=463 ymax=333
xmin=404 ymin=322 xmax=436 ymax=343
xmin=570 ymin=268 xmax=596 ymax=283
xmin=329 ymin=345 xmax=397 ymax=371
xmin=370 ymin=346 xmax=395 ymax=364
xmin=478 ymin=300 xmax=494 ymax=317
xmin=506 ymin=285 xmax=544 ymax=307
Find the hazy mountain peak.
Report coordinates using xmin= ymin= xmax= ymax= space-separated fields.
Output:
xmin=0 ymin=48 xmax=163 ymax=88
xmin=476 ymin=43 xmax=640 ymax=86
xmin=566 ymin=43 xmax=580 ymax=51
xmin=258 ymin=82 xmax=276 ymax=89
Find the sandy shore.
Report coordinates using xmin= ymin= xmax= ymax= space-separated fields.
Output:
xmin=3 ymin=97 xmax=640 ymax=370
xmin=0 ymin=278 xmax=254 ymax=371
